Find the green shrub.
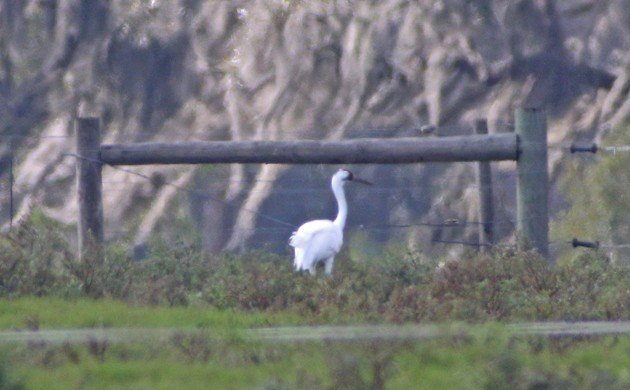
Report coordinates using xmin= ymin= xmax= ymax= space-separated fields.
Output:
xmin=0 ymin=210 xmax=75 ymax=297
xmin=200 ymin=248 xmax=628 ymax=323
xmin=2 ymin=214 xmax=628 ymax=323
xmin=130 ymin=240 xmax=214 ymax=306
xmin=555 ymin=251 xmax=630 ymax=320
xmin=429 ymin=249 xmax=558 ymax=321
xmin=554 ymin=125 xmax=630 ymax=264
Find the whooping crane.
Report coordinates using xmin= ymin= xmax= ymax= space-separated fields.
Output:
xmin=289 ymin=169 xmax=371 ymax=276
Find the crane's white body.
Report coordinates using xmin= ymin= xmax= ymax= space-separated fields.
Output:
xmin=290 ymin=169 xmax=355 ymax=276
xmin=290 ymin=219 xmax=343 ymax=275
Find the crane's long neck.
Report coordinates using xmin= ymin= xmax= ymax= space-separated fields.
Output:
xmin=332 ymin=178 xmax=347 ymax=229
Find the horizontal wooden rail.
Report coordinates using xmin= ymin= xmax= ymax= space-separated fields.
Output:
xmin=100 ymin=133 xmax=518 ymax=165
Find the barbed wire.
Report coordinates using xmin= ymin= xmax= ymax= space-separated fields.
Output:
xmin=432 ymin=238 xmax=630 ymax=251
xmin=62 ymin=153 xmax=567 ymax=233
xmin=2 ymin=152 xmax=625 ymax=232
xmin=64 ymin=153 xmax=511 ymax=230
xmin=62 ymin=153 xmax=298 ymax=229
xmin=0 ymin=140 xmax=626 ymax=254
xmin=0 ymin=169 xmax=577 ymax=233
xmin=100 ymin=224 xmax=629 ymax=253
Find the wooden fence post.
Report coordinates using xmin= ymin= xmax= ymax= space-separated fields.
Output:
xmin=0 ymin=152 xmax=14 ymax=230
xmin=475 ymin=119 xmax=494 ymax=251
xmin=76 ymin=117 xmax=104 ymax=266
xmin=515 ymin=108 xmax=549 ymax=261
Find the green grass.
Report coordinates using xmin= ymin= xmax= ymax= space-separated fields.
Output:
xmin=0 ymin=297 xmax=301 ymax=330
xmin=1 ymin=298 xmax=629 ymax=389
xmin=3 ymin=329 xmax=629 ymax=389
xmin=15 ymin=359 xmax=318 ymax=390
xmin=389 ymin=336 xmax=630 ymax=389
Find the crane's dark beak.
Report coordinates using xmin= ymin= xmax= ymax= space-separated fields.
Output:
xmin=352 ymin=177 xmax=372 ymax=185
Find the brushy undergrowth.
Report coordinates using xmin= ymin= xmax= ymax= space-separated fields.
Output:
xmin=1 ymin=211 xmax=628 ymax=323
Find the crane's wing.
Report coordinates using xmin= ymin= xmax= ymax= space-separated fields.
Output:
xmin=289 ymin=220 xmax=342 ymax=272
xmin=289 ymin=220 xmax=333 ymax=248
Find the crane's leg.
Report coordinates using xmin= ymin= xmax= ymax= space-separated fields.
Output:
xmin=324 ymin=257 xmax=335 ymax=276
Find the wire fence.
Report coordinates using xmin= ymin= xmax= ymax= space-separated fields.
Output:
xmin=1 ymin=130 xmax=629 ymax=255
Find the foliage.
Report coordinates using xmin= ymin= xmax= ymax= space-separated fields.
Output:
xmin=554 ymin=124 xmax=630 ymax=263
xmin=201 ymin=247 xmax=629 ymax=323
xmin=0 ymin=210 xmax=75 ymax=297
xmin=2 ymin=217 xmax=628 ymax=323
xmin=126 ymin=239 xmax=215 ymax=306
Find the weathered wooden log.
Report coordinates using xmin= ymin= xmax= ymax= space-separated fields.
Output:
xmin=100 ymin=133 xmax=518 ymax=165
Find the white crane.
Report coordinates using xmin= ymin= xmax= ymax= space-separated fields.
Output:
xmin=289 ymin=169 xmax=372 ymax=275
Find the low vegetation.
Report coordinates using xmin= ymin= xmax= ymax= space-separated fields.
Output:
xmin=1 ymin=211 xmax=629 ymax=388
xmin=1 ymin=210 xmax=628 ymax=324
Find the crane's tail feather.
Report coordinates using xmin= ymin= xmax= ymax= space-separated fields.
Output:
xmin=293 ymin=247 xmax=304 ymax=271
xmin=289 ymin=230 xmax=306 ymax=248
xmin=290 ymin=231 xmax=309 ymax=271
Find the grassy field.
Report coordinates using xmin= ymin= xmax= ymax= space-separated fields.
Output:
xmin=1 ymin=215 xmax=629 ymax=388
xmin=0 ymin=297 xmax=301 ymax=330
xmin=8 ymin=335 xmax=628 ymax=389
xmin=2 ymin=297 xmax=629 ymax=389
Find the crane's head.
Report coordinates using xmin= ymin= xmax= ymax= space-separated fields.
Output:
xmin=335 ymin=169 xmax=372 ymax=185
